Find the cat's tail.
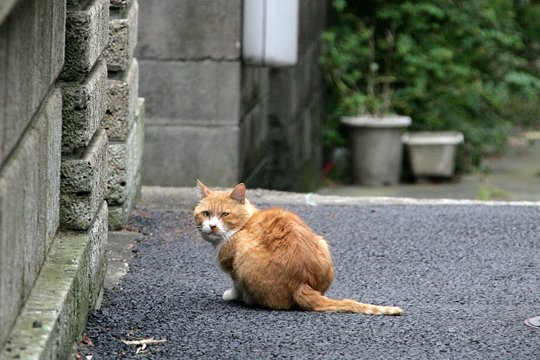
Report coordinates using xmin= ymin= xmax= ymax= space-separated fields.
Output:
xmin=293 ymin=284 xmax=403 ymax=316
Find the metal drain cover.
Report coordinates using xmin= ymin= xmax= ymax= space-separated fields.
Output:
xmin=524 ymin=316 xmax=540 ymax=329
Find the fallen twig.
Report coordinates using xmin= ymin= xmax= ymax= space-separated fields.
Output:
xmin=120 ymin=338 xmax=166 ymax=346
xmin=135 ymin=344 xmax=147 ymax=354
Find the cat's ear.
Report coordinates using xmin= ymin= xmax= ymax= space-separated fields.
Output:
xmin=230 ymin=183 xmax=246 ymax=204
xmin=196 ymin=179 xmax=211 ymax=198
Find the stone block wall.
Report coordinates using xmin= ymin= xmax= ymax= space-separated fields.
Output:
xmin=103 ymin=0 xmax=144 ymax=230
xmin=137 ymin=0 xmax=327 ymax=190
xmin=59 ymin=0 xmax=110 ymax=236
xmin=0 ymin=0 xmax=144 ymax=356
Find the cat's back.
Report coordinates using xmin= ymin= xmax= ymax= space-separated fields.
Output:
xmin=242 ymin=208 xmax=321 ymax=250
xmin=246 ymin=207 xmax=307 ymax=231
xmin=235 ymin=207 xmax=334 ymax=300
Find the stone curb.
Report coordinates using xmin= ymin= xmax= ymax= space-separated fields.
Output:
xmin=138 ymin=186 xmax=540 ymax=211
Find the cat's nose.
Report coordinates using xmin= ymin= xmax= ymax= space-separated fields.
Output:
xmin=210 ymin=225 xmax=217 ymax=230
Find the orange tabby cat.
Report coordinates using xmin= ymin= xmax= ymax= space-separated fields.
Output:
xmin=193 ymin=180 xmax=403 ymax=315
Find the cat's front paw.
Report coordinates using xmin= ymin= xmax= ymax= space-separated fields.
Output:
xmin=222 ymin=288 xmax=239 ymax=301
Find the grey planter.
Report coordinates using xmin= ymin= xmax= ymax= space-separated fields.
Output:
xmin=341 ymin=115 xmax=411 ymax=186
xmin=402 ymin=131 xmax=464 ymax=178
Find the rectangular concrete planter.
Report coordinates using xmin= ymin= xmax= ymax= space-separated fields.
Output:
xmin=341 ymin=115 xmax=411 ymax=186
xmin=402 ymin=131 xmax=464 ymax=179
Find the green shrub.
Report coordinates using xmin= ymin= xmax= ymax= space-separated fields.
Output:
xmin=322 ymin=0 xmax=540 ymax=169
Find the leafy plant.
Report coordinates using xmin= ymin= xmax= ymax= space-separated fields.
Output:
xmin=322 ymin=0 xmax=540 ymax=169
xmin=322 ymin=16 xmax=395 ymax=116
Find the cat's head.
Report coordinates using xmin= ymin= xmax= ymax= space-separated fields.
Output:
xmin=194 ymin=179 xmax=255 ymax=247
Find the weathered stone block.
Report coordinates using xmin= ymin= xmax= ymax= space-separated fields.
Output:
xmin=104 ymin=0 xmax=138 ymax=72
xmin=0 ymin=210 xmax=108 ymax=359
xmin=67 ymin=0 xmax=93 ymax=10
xmin=109 ymin=172 xmax=141 ymax=230
xmin=136 ymin=0 xmax=241 ymax=60
xmin=110 ymin=0 xmax=132 ymax=8
xmin=139 ymin=60 xmax=240 ymax=125
xmin=60 ymin=129 xmax=108 ymax=230
xmin=0 ymin=0 xmax=65 ymax=163
xmin=0 ymin=89 xmax=62 ymax=350
xmin=60 ymin=59 xmax=108 ymax=155
xmin=107 ymin=98 xmax=144 ymax=205
xmin=142 ymin=124 xmax=239 ymax=187
xmin=61 ymin=0 xmax=109 ymax=81
xmin=101 ymin=59 xmax=139 ymax=140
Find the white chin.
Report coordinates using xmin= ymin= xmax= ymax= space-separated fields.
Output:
xmin=203 ymin=233 xmax=222 ymax=244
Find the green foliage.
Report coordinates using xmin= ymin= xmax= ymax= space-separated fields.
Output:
xmin=477 ymin=183 xmax=510 ymax=201
xmin=322 ymin=0 xmax=540 ymax=168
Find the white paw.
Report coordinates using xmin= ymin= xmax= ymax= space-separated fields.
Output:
xmin=222 ymin=288 xmax=238 ymax=301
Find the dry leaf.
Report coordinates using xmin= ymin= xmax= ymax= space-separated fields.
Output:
xmin=80 ymin=335 xmax=94 ymax=346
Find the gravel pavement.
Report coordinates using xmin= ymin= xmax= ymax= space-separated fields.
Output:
xmin=84 ymin=203 xmax=540 ymax=359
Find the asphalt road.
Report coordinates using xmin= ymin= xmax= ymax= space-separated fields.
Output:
xmin=84 ymin=203 xmax=540 ymax=359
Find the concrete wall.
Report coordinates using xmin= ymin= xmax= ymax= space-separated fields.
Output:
xmin=0 ymin=0 xmax=144 ymax=355
xmin=268 ymin=0 xmax=327 ymax=191
xmin=137 ymin=0 xmax=327 ymax=190
xmin=137 ymin=0 xmax=244 ymax=187
xmin=240 ymin=66 xmax=271 ymax=187
xmin=0 ymin=0 xmax=65 ymax=349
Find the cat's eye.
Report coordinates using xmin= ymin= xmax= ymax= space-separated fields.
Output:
xmin=201 ymin=211 xmax=210 ymax=217
xmin=221 ymin=212 xmax=230 ymax=217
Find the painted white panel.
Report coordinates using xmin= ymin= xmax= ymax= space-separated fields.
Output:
xmin=243 ymin=0 xmax=299 ymax=67
xmin=264 ymin=0 xmax=298 ymax=66
xmin=243 ymin=0 xmax=265 ymax=64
